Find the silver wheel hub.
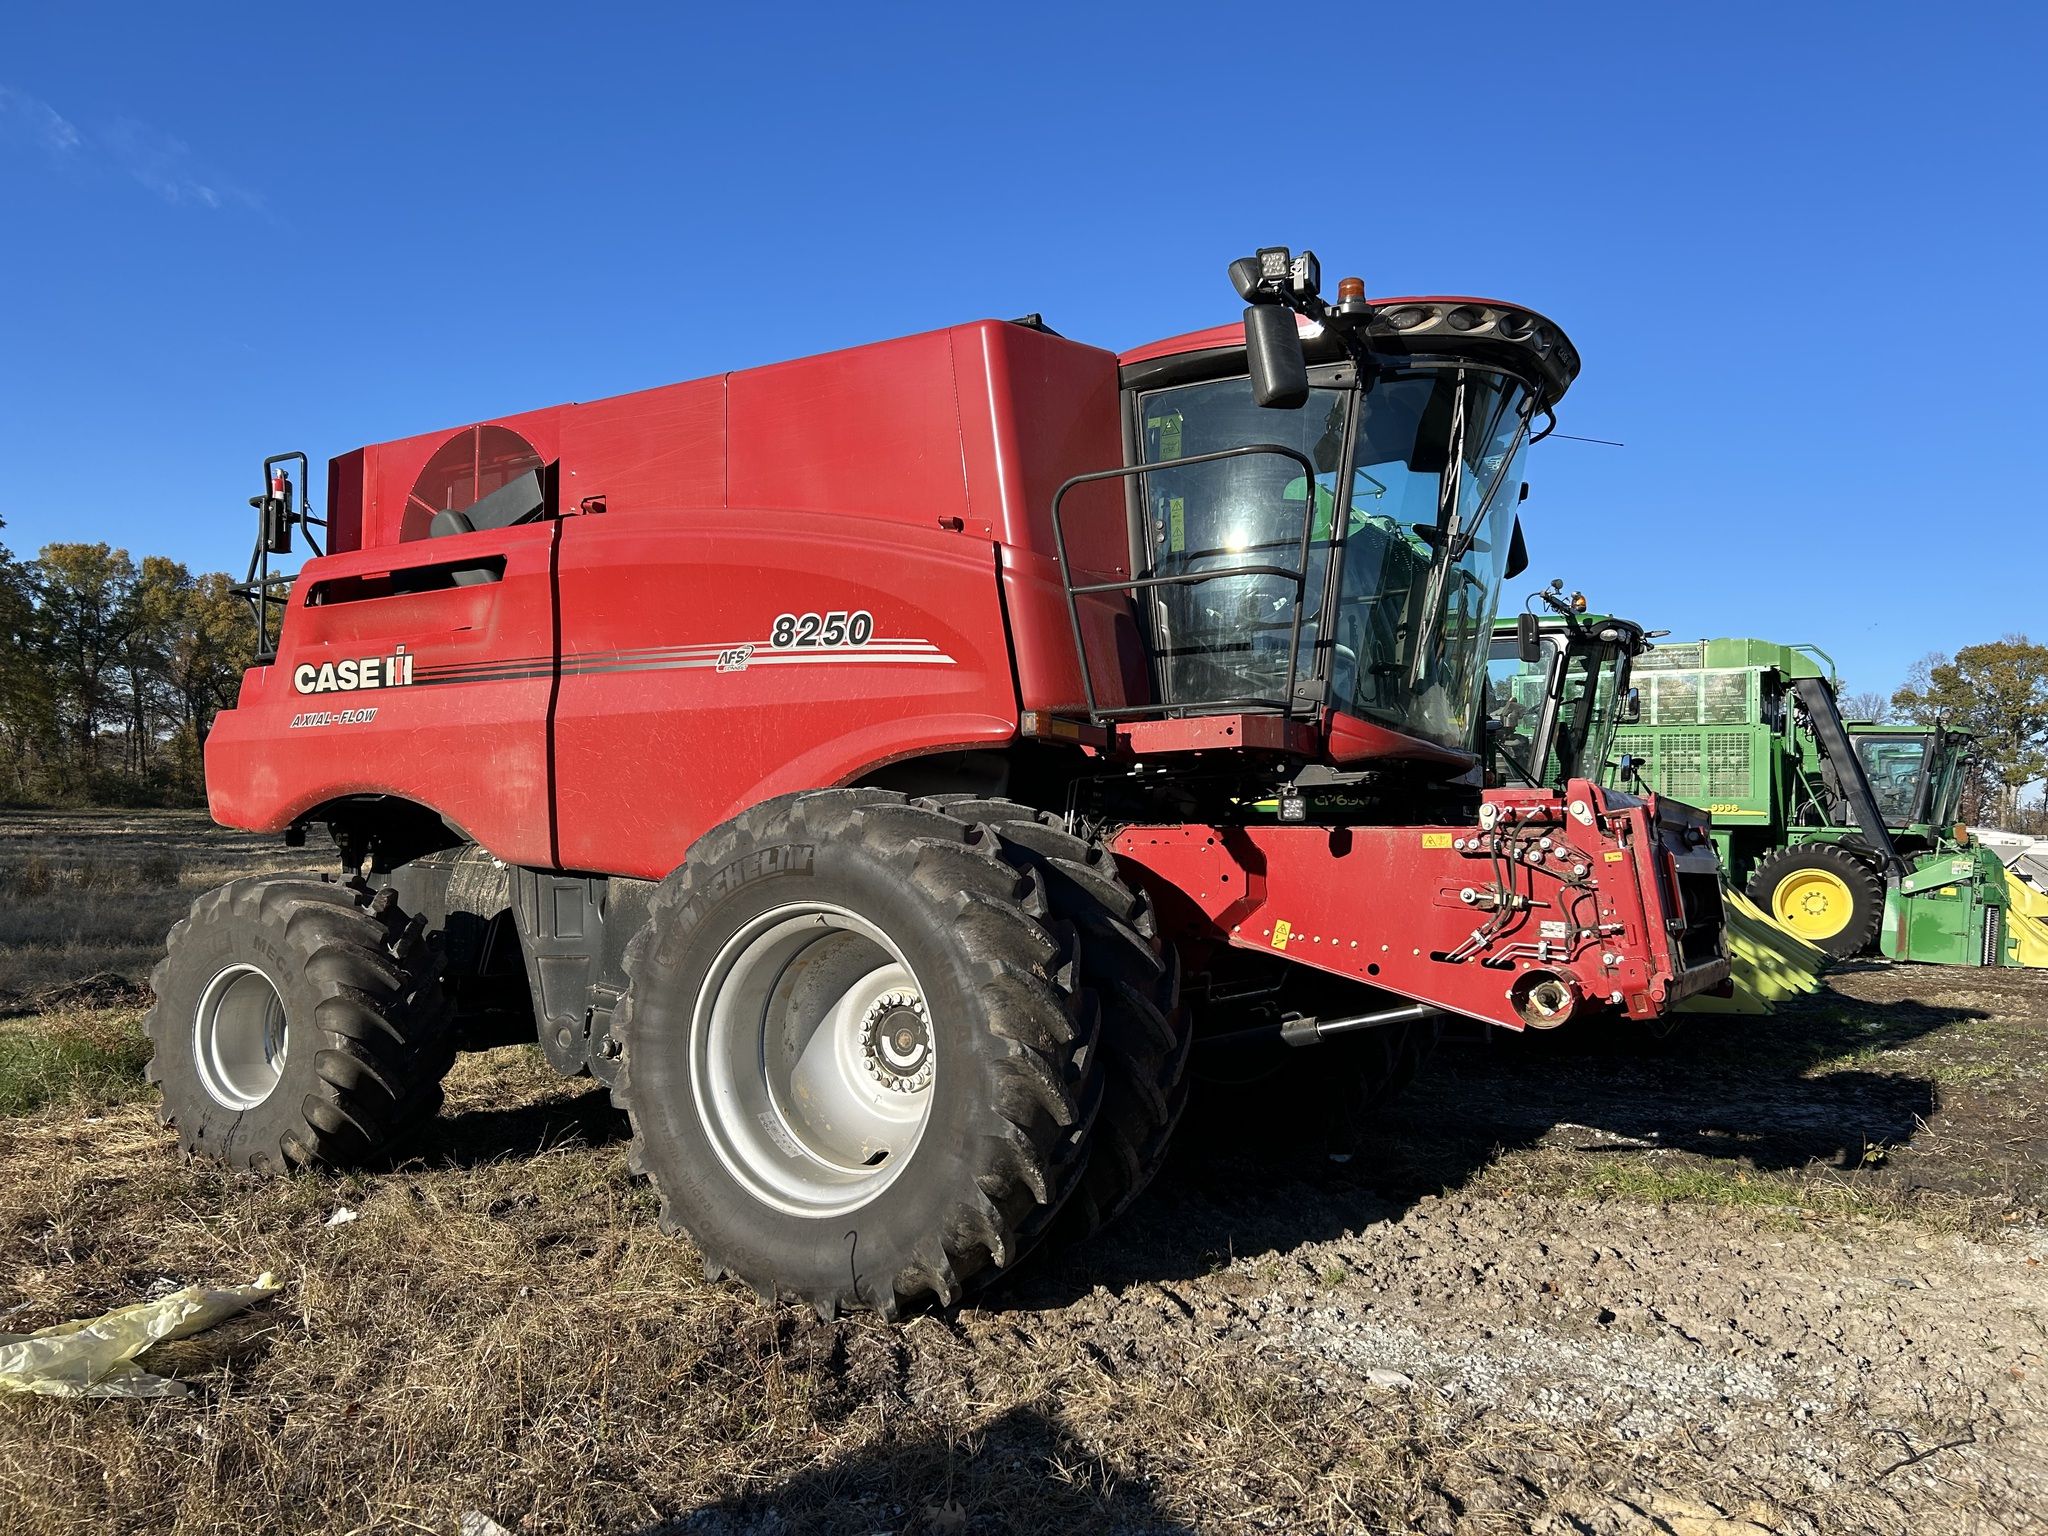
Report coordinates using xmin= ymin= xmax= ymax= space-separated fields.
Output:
xmin=192 ymin=963 xmax=289 ymax=1110
xmin=693 ymin=903 xmax=938 ymax=1217
xmin=861 ymin=989 xmax=933 ymax=1092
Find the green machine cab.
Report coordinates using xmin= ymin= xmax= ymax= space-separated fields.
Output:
xmin=1484 ymin=588 xmax=1647 ymax=792
xmin=1606 ymin=636 xmax=2038 ymax=968
xmin=1844 ymin=722 xmax=1972 ymax=850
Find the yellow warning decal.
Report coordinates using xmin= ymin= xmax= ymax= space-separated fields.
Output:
xmin=1168 ymin=497 xmax=1186 ymax=552
xmin=1422 ymin=832 xmax=1453 ymax=849
xmin=1271 ymin=919 xmax=1292 ymax=950
xmin=1153 ymin=412 xmax=1184 ymax=460
xmin=1604 ymin=850 xmax=1626 ymax=863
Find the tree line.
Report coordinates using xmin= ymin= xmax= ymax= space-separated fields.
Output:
xmin=0 ymin=517 xmax=256 ymax=806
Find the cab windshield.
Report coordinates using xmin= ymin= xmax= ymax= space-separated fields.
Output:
xmin=1483 ymin=631 xmax=1632 ymax=789
xmin=1557 ymin=640 xmax=1631 ymax=784
xmin=1484 ymin=639 xmax=1550 ymax=786
xmin=1135 ymin=365 xmax=1534 ymax=753
xmin=1853 ymin=732 xmax=1932 ymax=826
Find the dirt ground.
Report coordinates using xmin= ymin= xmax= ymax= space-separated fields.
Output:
xmin=2 ymin=810 xmax=2046 ymax=1535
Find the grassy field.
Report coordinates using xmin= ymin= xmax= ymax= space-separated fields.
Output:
xmin=0 ymin=810 xmax=321 ymax=1008
xmin=2 ymin=811 xmax=2046 ymax=1535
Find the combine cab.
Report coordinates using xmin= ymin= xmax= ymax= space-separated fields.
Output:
xmin=151 ymin=249 xmax=1728 ymax=1316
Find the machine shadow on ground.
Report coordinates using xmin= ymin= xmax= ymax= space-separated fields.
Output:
xmin=1001 ymin=984 xmax=1970 ymax=1308
xmin=426 ymin=1078 xmax=630 ymax=1169
xmin=417 ymin=978 xmax=1973 ymax=1313
xmin=633 ymin=1404 xmax=1197 ymax=1536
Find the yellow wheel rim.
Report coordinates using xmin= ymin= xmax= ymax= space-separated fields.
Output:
xmin=1771 ymin=868 xmax=1854 ymax=941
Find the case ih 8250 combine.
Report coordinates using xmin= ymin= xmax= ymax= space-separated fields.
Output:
xmin=150 ymin=250 xmax=1728 ymax=1316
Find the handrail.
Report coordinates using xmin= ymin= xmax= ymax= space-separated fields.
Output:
xmin=1049 ymin=443 xmax=1320 ymax=725
xmin=238 ymin=451 xmax=326 ymax=662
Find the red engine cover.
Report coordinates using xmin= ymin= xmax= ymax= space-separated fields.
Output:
xmin=209 ymin=320 xmax=1138 ymax=874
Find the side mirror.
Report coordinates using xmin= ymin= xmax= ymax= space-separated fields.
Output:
xmin=1516 ymin=611 xmax=1543 ymax=663
xmin=1503 ymin=516 xmax=1528 ymax=579
xmin=1619 ymin=686 xmax=1642 ymax=723
xmin=1244 ymin=304 xmax=1309 ymax=409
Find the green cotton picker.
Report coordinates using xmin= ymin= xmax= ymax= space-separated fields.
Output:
xmin=1484 ymin=594 xmax=1827 ymax=1015
xmin=1604 ymin=636 xmax=2048 ymax=971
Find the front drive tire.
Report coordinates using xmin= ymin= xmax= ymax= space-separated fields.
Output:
xmin=145 ymin=876 xmax=454 ymax=1172
xmin=613 ymin=790 xmax=1103 ymax=1319
xmin=1747 ymin=842 xmax=1885 ymax=960
xmin=923 ymin=796 xmax=1190 ymax=1247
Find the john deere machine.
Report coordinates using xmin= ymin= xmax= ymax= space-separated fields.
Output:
xmin=1486 ymin=606 xmax=1841 ymax=1013
xmin=1610 ymin=636 xmax=2046 ymax=968
xmin=150 ymin=247 xmax=1728 ymax=1318
xmin=1484 ymin=584 xmax=1647 ymax=794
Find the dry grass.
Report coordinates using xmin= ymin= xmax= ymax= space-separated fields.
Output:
xmin=0 ymin=1050 xmax=1415 ymax=1535
xmin=0 ymin=810 xmax=317 ymax=1007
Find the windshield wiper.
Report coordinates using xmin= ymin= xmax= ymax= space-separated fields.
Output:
xmin=1406 ymin=385 xmax=1532 ymax=690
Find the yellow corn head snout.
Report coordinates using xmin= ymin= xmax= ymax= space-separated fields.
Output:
xmin=1679 ymin=886 xmax=1830 ymax=1014
xmin=2002 ymin=867 xmax=2048 ymax=969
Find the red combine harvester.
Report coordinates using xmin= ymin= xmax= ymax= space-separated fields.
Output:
xmin=150 ymin=249 xmax=1727 ymax=1316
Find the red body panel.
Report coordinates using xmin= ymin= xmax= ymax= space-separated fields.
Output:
xmin=208 ymin=522 xmax=558 ymax=866
xmin=207 ymin=321 xmax=1132 ymax=860
xmin=549 ymin=512 xmax=1017 ymax=880
xmin=1113 ymin=781 xmax=1727 ymax=1030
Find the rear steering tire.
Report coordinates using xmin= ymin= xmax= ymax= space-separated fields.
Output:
xmin=145 ymin=875 xmax=454 ymax=1171
xmin=1747 ymin=843 xmax=1885 ymax=959
xmin=613 ymin=790 xmax=1104 ymax=1318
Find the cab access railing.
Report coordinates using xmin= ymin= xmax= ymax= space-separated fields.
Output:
xmin=1049 ymin=443 xmax=1319 ymax=725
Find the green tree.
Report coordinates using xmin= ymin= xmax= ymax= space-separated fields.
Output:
xmin=1893 ymin=635 xmax=2048 ymax=827
xmin=0 ymin=529 xmax=254 ymax=805
xmin=0 ymin=519 xmax=58 ymax=799
xmin=116 ymin=554 xmax=192 ymax=780
xmin=35 ymin=542 xmax=139 ymax=777
xmin=162 ymin=571 xmax=257 ymax=795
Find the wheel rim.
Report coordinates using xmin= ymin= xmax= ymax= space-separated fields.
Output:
xmin=192 ymin=964 xmax=289 ymax=1110
xmin=1771 ymin=868 xmax=1854 ymax=941
xmin=693 ymin=902 xmax=937 ymax=1217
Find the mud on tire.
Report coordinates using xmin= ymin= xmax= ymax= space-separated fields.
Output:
xmin=146 ymin=875 xmax=455 ymax=1172
xmin=612 ymin=789 xmax=1104 ymax=1319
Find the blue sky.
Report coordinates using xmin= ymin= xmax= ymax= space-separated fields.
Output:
xmin=1 ymin=2 xmax=2040 ymax=702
